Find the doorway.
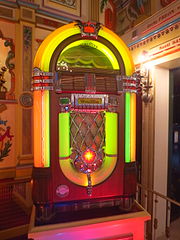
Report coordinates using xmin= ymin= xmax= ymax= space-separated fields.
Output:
xmin=169 ymin=67 xmax=180 ymax=221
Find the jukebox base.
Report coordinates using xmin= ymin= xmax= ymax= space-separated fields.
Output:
xmin=34 ymin=196 xmax=135 ymax=226
xmin=29 ymin=201 xmax=151 ymax=240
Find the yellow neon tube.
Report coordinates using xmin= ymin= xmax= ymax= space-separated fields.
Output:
xmin=125 ymin=92 xmax=131 ymax=163
xmin=105 ymin=112 xmax=118 ymax=155
xmin=34 ymin=22 xmax=134 ymax=74
xmin=43 ymin=90 xmax=50 ymax=167
xmin=34 ymin=23 xmax=80 ymax=71
xmin=98 ymin=25 xmax=134 ymax=76
xmin=130 ymin=93 xmax=136 ymax=162
xmin=59 ymin=113 xmax=71 ymax=158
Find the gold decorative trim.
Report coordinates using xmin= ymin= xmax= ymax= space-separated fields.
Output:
xmin=0 ymin=167 xmax=16 ymax=179
xmin=129 ymin=22 xmax=180 ymax=51
xmin=16 ymin=166 xmax=33 ymax=179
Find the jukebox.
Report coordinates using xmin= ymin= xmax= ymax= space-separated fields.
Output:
xmin=32 ymin=21 xmax=141 ymax=225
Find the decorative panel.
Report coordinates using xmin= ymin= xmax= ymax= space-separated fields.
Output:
xmin=0 ymin=104 xmax=15 ymax=168
xmin=91 ymin=0 xmax=99 ymax=22
xmin=36 ymin=16 xmax=64 ymax=30
xmin=21 ymin=7 xmax=35 ymax=22
xmin=0 ymin=32 xmax=15 ymax=100
xmin=116 ymin=0 xmax=151 ymax=36
xmin=22 ymin=108 xmax=32 ymax=155
xmin=0 ymin=6 xmax=14 ymax=19
xmin=22 ymin=8 xmax=33 ymax=19
xmin=161 ymin=0 xmax=176 ymax=7
xmin=23 ymin=25 xmax=32 ymax=91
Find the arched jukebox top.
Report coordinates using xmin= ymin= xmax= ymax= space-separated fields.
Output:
xmin=33 ymin=21 xmax=134 ymax=74
xmin=32 ymin=21 xmax=140 ymax=196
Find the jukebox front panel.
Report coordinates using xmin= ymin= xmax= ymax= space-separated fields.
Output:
xmin=50 ymin=92 xmax=124 ymax=203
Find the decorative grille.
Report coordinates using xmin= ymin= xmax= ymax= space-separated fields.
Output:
xmin=70 ymin=111 xmax=105 ymax=156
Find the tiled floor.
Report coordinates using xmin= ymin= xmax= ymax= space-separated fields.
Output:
xmin=156 ymin=217 xmax=180 ymax=240
xmin=169 ymin=217 xmax=180 ymax=240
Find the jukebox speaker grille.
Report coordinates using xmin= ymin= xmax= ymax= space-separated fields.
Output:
xmin=70 ymin=111 xmax=105 ymax=154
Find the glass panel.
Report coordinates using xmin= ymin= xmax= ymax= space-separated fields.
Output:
xmin=56 ymin=39 xmax=120 ymax=70
xmin=58 ymin=45 xmax=112 ymax=69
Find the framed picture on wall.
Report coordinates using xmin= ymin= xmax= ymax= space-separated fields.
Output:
xmin=44 ymin=0 xmax=80 ymax=16
xmin=50 ymin=0 xmax=77 ymax=9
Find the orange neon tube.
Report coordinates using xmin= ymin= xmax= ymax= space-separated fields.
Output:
xmin=34 ymin=91 xmax=42 ymax=167
xmin=34 ymin=90 xmax=50 ymax=167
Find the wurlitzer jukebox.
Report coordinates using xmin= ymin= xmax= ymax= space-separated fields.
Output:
xmin=32 ymin=21 xmax=141 ymax=225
